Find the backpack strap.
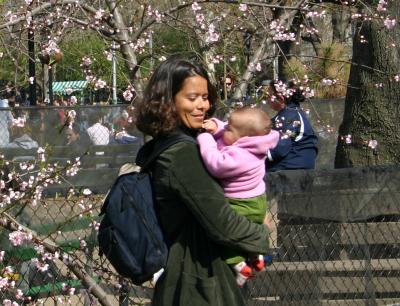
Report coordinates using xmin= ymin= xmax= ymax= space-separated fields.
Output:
xmin=137 ymin=134 xmax=197 ymax=170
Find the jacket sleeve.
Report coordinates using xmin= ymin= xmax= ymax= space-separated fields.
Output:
xmin=168 ymin=143 xmax=269 ymax=254
xmin=268 ymin=110 xmax=300 ymax=162
xmin=267 ymin=134 xmax=292 ymax=162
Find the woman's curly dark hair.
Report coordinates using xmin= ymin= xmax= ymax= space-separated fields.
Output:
xmin=135 ymin=57 xmax=217 ymax=137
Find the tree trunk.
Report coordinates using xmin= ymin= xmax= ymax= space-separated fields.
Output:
xmin=335 ymin=2 xmax=400 ymax=168
xmin=106 ymin=0 xmax=144 ymax=96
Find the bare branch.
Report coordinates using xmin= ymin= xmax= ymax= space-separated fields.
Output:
xmin=232 ymin=0 xmax=307 ymax=100
xmin=0 ymin=0 xmax=98 ymax=30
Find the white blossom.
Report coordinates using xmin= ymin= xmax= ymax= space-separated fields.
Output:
xmin=238 ymin=4 xmax=248 ymax=12
xmin=368 ymin=139 xmax=378 ymax=149
xmin=192 ymin=2 xmax=201 ymax=11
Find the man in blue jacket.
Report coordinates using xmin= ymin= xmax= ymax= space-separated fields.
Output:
xmin=265 ymin=81 xmax=318 ymax=172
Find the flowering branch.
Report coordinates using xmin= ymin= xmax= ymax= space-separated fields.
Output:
xmin=0 ymin=212 xmax=114 ymax=306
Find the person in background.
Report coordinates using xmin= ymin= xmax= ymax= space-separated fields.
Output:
xmin=265 ymin=80 xmax=318 ymax=172
xmin=86 ymin=112 xmax=110 ymax=145
xmin=0 ymin=98 xmax=14 ymax=147
xmin=7 ymin=125 xmax=38 ymax=150
xmin=220 ymin=75 xmax=235 ymax=101
xmin=135 ymin=57 xmax=270 ymax=306
xmin=197 ymin=107 xmax=279 ymax=286
xmin=63 ymin=123 xmax=90 ymax=154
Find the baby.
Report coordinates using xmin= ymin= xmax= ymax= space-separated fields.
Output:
xmin=197 ymin=107 xmax=279 ymax=286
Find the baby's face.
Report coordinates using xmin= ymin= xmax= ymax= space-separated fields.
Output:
xmin=222 ymin=114 xmax=242 ymax=145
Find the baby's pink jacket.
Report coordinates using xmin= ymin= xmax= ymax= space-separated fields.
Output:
xmin=197 ymin=118 xmax=279 ymax=199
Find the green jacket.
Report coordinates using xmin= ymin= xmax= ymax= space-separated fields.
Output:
xmin=143 ymin=133 xmax=269 ymax=306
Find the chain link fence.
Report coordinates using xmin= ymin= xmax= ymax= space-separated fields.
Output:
xmin=1 ymin=165 xmax=400 ymax=305
xmin=3 ymin=101 xmax=400 ymax=305
xmin=0 ymin=104 xmax=142 ymax=150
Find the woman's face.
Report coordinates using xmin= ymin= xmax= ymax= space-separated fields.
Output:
xmin=174 ymin=75 xmax=210 ymax=129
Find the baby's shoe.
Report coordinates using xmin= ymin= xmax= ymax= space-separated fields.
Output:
xmin=233 ymin=261 xmax=254 ymax=287
xmin=248 ymin=254 xmax=265 ymax=272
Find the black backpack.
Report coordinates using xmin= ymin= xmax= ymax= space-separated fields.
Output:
xmin=98 ymin=134 xmax=196 ymax=285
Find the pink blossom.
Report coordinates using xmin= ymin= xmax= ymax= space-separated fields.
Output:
xmin=12 ymin=117 xmax=26 ymax=128
xmin=384 ymin=18 xmax=396 ymax=30
xmin=66 ymin=158 xmax=81 ymax=177
xmin=377 ymin=0 xmax=387 ymax=12
xmin=368 ymin=139 xmax=378 ymax=149
xmin=192 ymin=2 xmax=201 ymax=11
xmin=32 ymin=258 xmax=49 ymax=272
xmin=67 ymin=110 xmax=76 ymax=120
xmin=83 ymin=188 xmax=92 ymax=196
xmin=61 ymin=282 xmax=68 ymax=291
xmin=3 ymin=299 xmax=19 ymax=306
xmin=81 ymin=56 xmax=92 ymax=67
xmin=15 ymin=289 xmax=24 ymax=300
xmin=206 ymin=24 xmax=219 ymax=44
xmin=80 ymin=239 xmax=87 ymax=249
xmin=154 ymin=10 xmax=163 ymax=23
xmin=238 ymin=4 xmax=248 ymax=12
xmin=41 ymin=40 xmax=60 ymax=56
xmin=306 ymin=10 xmax=326 ymax=18
xmin=123 ymin=89 xmax=134 ymax=102
xmin=94 ymin=9 xmax=105 ymax=20
xmin=211 ymin=55 xmax=223 ymax=64
xmin=9 ymin=231 xmax=33 ymax=246
xmin=5 ymin=11 xmax=17 ymax=23
xmin=196 ymin=13 xmax=205 ymax=24
xmin=37 ymin=147 xmax=46 ymax=162
xmin=104 ymin=50 xmax=113 ymax=61
xmin=321 ymin=78 xmax=336 ymax=86
xmin=94 ymin=79 xmax=107 ymax=89
xmin=91 ymin=221 xmax=100 ymax=231
xmin=28 ymin=77 xmax=35 ymax=84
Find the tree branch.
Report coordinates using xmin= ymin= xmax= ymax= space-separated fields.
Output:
xmin=0 ymin=211 xmax=114 ymax=306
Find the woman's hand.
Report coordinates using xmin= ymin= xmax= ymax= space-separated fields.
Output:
xmin=263 ymin=213 xmax=273 ymax=232
xmin=202 ymin=119 xmax=218 ymax=134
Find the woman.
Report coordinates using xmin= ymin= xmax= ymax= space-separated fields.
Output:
xmin=135 ymin=57 xmax=270 ymax=306
xmin=265 ymin=80 xmax=318 ymax=172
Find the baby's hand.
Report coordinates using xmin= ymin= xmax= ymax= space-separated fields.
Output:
xmin=202 ymin=119 xmax=218 ymax=134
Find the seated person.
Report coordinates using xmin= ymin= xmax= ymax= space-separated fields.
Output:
xmin=114 ymin=129 xmax=141 ymax=144
xmin=265 ymin=80 xmax=318 ymax=172
xmin=7 ymin=126 xmax=38 ymax=150
xmin=63 ymin=123 xmax=90 ymax=155
xmin=86 ymin=112 xmax=110 ymax=145
xmin=0 ymin=98 xmax=14 ymax=147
